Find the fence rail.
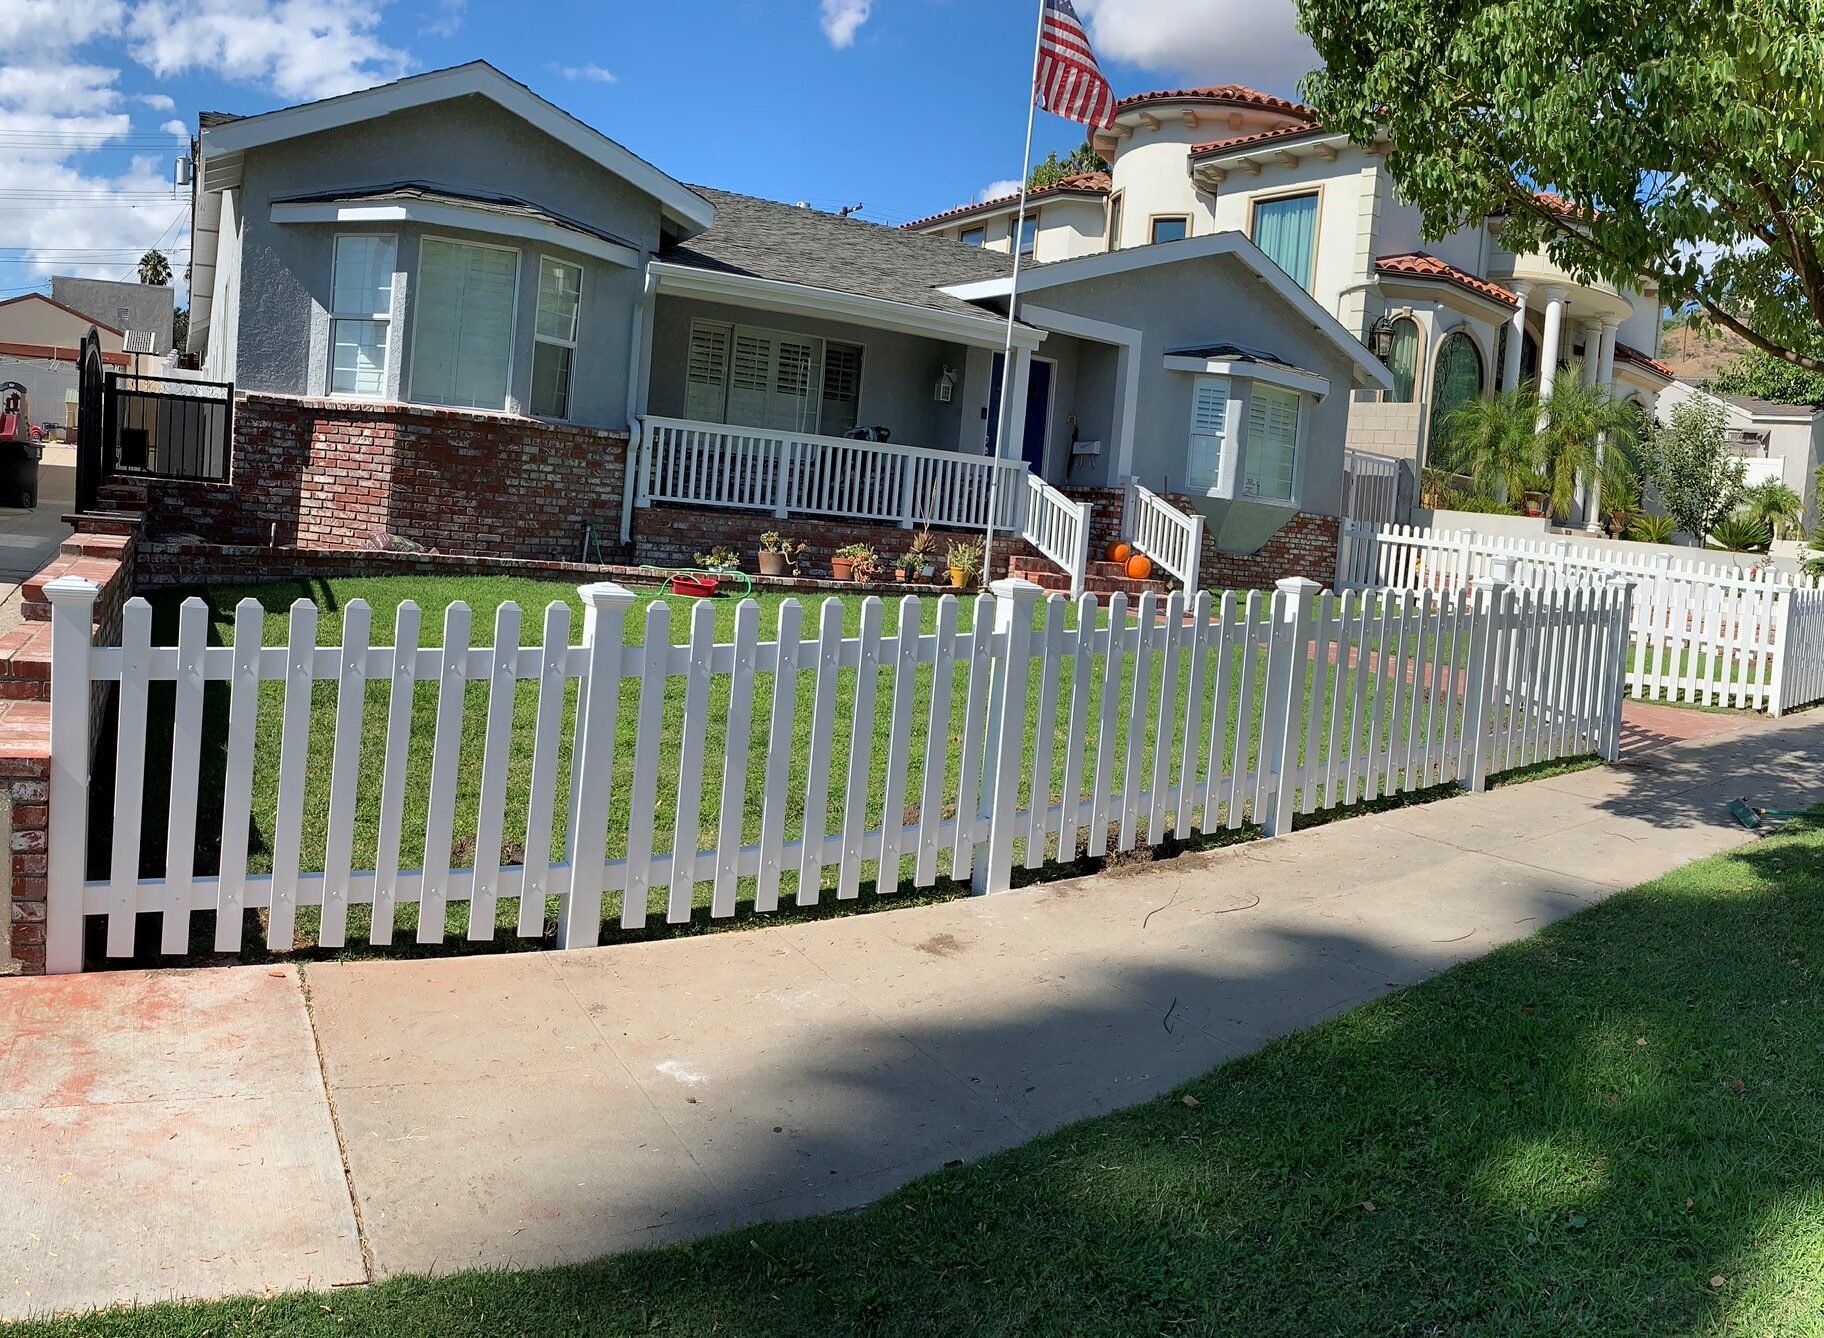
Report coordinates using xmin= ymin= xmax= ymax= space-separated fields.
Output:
xmin=637 ymin=416 xmax=1090 ymax=591
xmin=1123 ymin=480 xmax=1203 ymax=591
xmin=1339 ymin=521 xmax=1824 ymax=714
xmin=43 ymin=572 xmax=1630 ymax=973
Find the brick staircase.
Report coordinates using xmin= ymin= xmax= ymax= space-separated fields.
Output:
xmin=1005 ymin=553 xmax=1174 ymax=601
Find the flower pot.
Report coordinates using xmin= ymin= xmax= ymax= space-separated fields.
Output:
xmin=670 ymin=574 xmax=720 ymax=599
xmin=831 ymin=556 xmax=855 ymax=582
xmin=950 ymin=567 xmax=969 ymax=588
xmin=758 ymin=551 xmax=789 ymax=577
xmin=894 ymin=567 xmax=908 ymax=582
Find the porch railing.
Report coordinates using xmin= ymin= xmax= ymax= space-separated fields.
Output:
xmin=1123 ymin=481 xmax=1203 ymax=592
xmin=636 ymin=416 xmax=1090 ymax=590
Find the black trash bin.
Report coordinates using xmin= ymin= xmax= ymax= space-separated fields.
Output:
xmin=0 ymin=440 xmax=40 ymax=509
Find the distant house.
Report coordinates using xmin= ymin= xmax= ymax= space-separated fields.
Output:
xmin=179 ymin=61 xmax=1391 ymax=592
xmin=50 ymin=276 xmax=175 ymax=357
xmin=0 ymin=294 xmax=132 ymax=430
xmin=1658 ymin=379 xmax=1824 ymax=530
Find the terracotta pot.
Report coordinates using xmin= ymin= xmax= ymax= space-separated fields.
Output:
xmin=831 ymin=556 xmax=854 ymax=582
xmin=758 ymin=551 xmax=789 ymax=577
xmin=894 ymin=567 xmax=908 ymax=582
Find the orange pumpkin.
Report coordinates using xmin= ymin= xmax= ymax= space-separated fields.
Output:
xmin=1125 ymin=553 xmax=1154 ymax=580
xmin=1106 ymin=541 xmax=1133 ymax=563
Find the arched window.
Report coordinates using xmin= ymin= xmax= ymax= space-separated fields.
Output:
xmin=1386 ymin=317 xmax=1421 ymax=403
xmin=1428 ymin=331 xmax=1485 ymax=453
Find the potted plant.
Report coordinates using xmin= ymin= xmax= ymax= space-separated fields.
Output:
xmin=694 ymin=545 xmax=741 ymax=573
xmin=757 ymin=531 xmax=805 ymax=578
xmin=833 ymin=542 xmax=876 ymax=583
xmin=907 ymin=522 xmax=940 ymax=580
xmin=946 ymin=538 xmax=983 ymax=589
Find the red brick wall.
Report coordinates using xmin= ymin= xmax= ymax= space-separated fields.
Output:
xmin=1077 ymin=486 xmax=1340 ymax=592
xmin=140 ymin=394 xmax=631 ymax=563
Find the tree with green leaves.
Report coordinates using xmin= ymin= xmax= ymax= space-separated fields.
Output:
xmin=137 ymin=249 xmax=171 ymax=286
xmin=171 ymin=306 xmax=188 ymax=352
xmin=1709 ymin=347 xmax=1824 ymax=408
xmin=1640 ymin=397 xmax=1746 ymax=545
xmin=1029 ymin=141 xmax=1107 ymax=192
xmin=1298 ymin=0 xmax=1824 ymax=374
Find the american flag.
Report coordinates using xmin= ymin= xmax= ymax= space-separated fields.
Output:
xmin=1035 ymin=0 xmax=1117 ymax=128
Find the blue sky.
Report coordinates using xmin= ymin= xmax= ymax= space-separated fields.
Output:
xmin=0 ymin=0 xmax=1317 ymax=304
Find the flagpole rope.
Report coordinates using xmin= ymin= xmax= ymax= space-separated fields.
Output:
xmin=984 ymin=0 xmax=1048 ymax=593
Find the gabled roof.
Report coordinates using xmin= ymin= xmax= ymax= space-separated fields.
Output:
xmin=0 ymin=292 xmax=124 ymax=337
xmin=900 ymin=172 xmax=1110 ymax=232
xmin=665 ymin=188 xmax=1013 ymax=319
xmin=940 ymin=232 xmax=1394 ymax=392
xmin=1374 ymin=252 xmax=1519 ymax=308
xmin=198 ymin=60 xmax=712 ymax=237
xmin=1112 ymin=86 xmax=1318 ymax=120
xmin=1613 ymin=341 xmax=1674 ymax=382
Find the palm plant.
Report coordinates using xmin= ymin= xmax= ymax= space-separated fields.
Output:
xmin=1738 ymin=477 xmax=1805 ymax=539
xmin=1436 ymin=387 xmax=1539 ymax=505
xmin=1707 ymin=514 xmax=1772 ymax=553
xmin=1805 ymin=528 xmax=1824 ymax=580
xmin=1626 ymin=512 xmax=1679 ymax=544
xmin=1533 ymin=378 xmax=1643 ymax=522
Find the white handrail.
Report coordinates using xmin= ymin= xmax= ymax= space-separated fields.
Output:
xmin=1123 ymin=481 xmax=1203 ymax=591
xmin=1021 ymin=473 xmax=1092 ymax=596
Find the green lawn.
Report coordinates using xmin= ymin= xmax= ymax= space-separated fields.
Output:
xmin=99 ymin=576 xmax=1497 ymax=961
xmin=27 ymin=816 xmax=1824 ymax=1335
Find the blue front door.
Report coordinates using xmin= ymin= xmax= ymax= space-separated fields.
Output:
xmin=987 ymin=355 xmax=1053 ymax=475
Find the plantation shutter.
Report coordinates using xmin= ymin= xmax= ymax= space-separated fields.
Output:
xmin=1185 ymin=375 xmax=1229 ymax=492
xmin=412 ymin=238 xmax=518 ymax=411
xmin=685 ymin=321 xmax=731 ymax=421
xmin=820 ymin=342 xmax=864 ymax=437
xmin=1244 ymin=384 xmax=1300 ymax=502
xmin=768 ymin=335 xmax=817 ymax=431
xmin=727 ymin=331 xmax=773 ymax=427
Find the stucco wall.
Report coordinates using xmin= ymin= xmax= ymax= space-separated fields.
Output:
xmin=647 ymin=295 xmax=975 ymax=451
xmin=0 ymin=296 xmax=125 ymax=350
xmin=1016 ymin=250 xmax=1362 ymax=518
xmin=226 ymin=95 xmax=668 ymax=430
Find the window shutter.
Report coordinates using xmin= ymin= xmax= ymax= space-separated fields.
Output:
xmin=768 ymin=337 xmax=815 ymax=431
xmin=685 ymin=322 xmax=730 ymax=421
xmin=412 ymin=238 xmax=517 ymax=412
xmin=1244 ymin=384 xmax=1300 ymax=501
xmin=820 ymin=342 xmax=863 ymax=437
xmin=1185 ymin=376 xmax=1228 ymax=492
xmin=727 ymin=331 xmax=772 ymax=426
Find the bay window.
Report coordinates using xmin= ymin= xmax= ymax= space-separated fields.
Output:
xmin=329 ymin=235 xmax=395 ymax=396
xmin=1243 ymin=384 xmax=1301 ymax=502
xmin=531 ymin=256 xmax=582 ymax=419
xmin=411 ymin=236 xmax=519 ymax=412
xmin=1185 ymin=376 xmax=1230 ymax=493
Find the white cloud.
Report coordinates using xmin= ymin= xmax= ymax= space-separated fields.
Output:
xmin=558 ymin=63 xmax=617 ymax=84
xmin=0 ymin=0 xmax=125 ymax=53
xmin=160 ymin=118 xmax=188 ymax=135
xmin=135 ymin=92 xmax=175 ymax=111
xmin=977 ymin=178 xmax=1022 ymax=204
xmin=1076 ymin=0 xmax=1319 ymax=98
xmin=821 ymin=0 xmax=871 ymax=49
xmin=125 ymin=0 xmax=411 ymax=102
xmin=420 ymin=0 xmax=464 ymax=37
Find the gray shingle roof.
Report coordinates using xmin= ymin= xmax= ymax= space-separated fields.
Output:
xmin=272 ymin=182 xmax=642 ymax=253
xmin=663 ymin=188 xmax=1014 ymax=320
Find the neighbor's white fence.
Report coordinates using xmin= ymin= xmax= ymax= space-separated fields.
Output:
xmin=1122 ymin=480 xmax=1203 ymax=591
xmin=636 ymin=416 xmax=1091 ymax=593
xmin=1773 ymin=586 xmax=1824 ymax=716
xmin=1342 ymin=448 xmax=1402 ymax=526
xmin=1339 ymin=521 xmax=1824 ymax=714
xmin=43 ymin=572 xmax=1630 ymax=973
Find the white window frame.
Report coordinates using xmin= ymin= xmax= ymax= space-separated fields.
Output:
xmin=959 ymin=225 xmax=986 ymax=248
xmin=684 ymin=317 xmax=869 ymax=438
xmin=1240 ymin=382 xmax=1307 ymax=507
xmin=1184 ymin=374 xmax=1233 ymax=496
xmin=408 ymin=233 xmax=522 ymax=414
xmin=1018 ymin=213 xmax=1039 ymax=258
xmin=328 ymin=232 xmax=396 ymax=401
xmin=531 ymin=252 xmax=584 ymax=421
xmin=1149 ymin=214 xmax=1190 ymax=245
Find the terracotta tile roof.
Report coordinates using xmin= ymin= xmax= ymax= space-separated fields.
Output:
xmin=1374 ymin=252 xmax=1518 ymax=306
xmin=900 ymin=171 xmax=1110 ymax=231
xmin=1531 ymin=190 xmax=1583 ymax=218
xmin=1189 ymin=123 xmax=1333 ymax=158
xmin=1613 ymin=340 xmax=1673 ymax=380
xmin=1112 ymin=86 xmax=1318 ymax=121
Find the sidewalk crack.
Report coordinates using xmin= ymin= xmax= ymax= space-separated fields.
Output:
xmin=298 ymin=963 xmax=375 ymax=1285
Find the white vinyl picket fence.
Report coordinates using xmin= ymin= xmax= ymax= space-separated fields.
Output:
xmin=43 ymin=571 xmax=1631 ymax=973
xmin=1339 ymin=521 xmax=1824 ymax=714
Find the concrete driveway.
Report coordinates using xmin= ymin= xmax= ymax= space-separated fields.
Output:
xmin=0 ymin=447 xmax=73 ymax=638
xmin=2 ymin=710 xmax=1819 ymax=1320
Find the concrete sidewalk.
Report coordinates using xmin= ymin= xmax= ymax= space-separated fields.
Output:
xmin=4 ymin=711 xmax=1822 ymax=1319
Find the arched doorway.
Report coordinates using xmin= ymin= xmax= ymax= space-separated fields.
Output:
xmin=1385 ymin=317 xmax=1421 ymax=403
xmin=1427 ymin=331 xmax=1485 ymax=455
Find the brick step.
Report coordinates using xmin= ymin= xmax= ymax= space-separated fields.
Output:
xmin=0 ymin=621 xmax=52 ymax=697
xmin=59 ymin=532 xmax=132 ymax=560
xmin=64 ymin=510 xmax=142 ymax=537
xmin=1010 ymin=566 xmax=1173 ymax=600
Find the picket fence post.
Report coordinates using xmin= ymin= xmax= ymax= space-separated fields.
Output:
xmin=45 ymin=575 xmax=101 ymax=975
xmin=1462 ymin=574 xmax=1510 ymax=792
xmin=1261 ymin=577 xmax=1319 ymax=836
xmin=1602 ymin=574 xmax=1638 ymax=756
xmin=1768 ymin=587 xmax=1794 ymax=718
xmin=980 ymin=577 xmax=1043 ymax=893
xmin=558 ymin=581 xmax=637 ymax=950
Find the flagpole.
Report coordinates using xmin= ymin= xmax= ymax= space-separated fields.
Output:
xmin=983 ymin=0 xmax=1048 ymax=592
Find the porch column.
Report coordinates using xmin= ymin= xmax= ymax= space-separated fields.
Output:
xmin=1580 ymin=319 xmax=1603 ymax=386
xmin=1597 ymin=319 xmax=1619 ymax=389
xmin=998 ymin=346 xmax=1033 ymax=463
xmin=1501 ymin=283 xmax=1529 ymax=392
xmin=1574 ymin=317 xmax=1603 ymax=527
xmin=1536 ymin=286 xmax=1567 ymax=403
xmin=1584 ymin=319 xmax=1624 ymax=534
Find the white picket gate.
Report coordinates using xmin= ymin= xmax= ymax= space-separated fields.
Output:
xmin=1339 ymin=521 xmax=1824 ymax=714
xmin=42 ymin=571 xmax=1631 ymax=973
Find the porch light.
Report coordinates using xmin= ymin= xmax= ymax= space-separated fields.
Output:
xmin=1368 ymin=315 xmax=1397 ymax=362
xmin=935 ymin=366 xmax=957 ymax=403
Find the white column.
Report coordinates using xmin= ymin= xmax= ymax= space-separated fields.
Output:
xmin=1597 ymin=319 xmax=1619 ymax=389
xmin=999 ymin=346 xmax=1033 ymax=463
xmin=1537 ymin=286 xmax=1566 ymax=402
xmin=1584 ymin=319 xmax=1623 ymax=534
xmin=1501 ymin=284 xmax=1529 ymax=392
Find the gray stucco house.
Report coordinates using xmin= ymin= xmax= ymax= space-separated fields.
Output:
xmin=186 ymin=61 xmax=1390 ymax=592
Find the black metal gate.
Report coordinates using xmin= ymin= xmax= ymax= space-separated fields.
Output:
xmin=75 ymin=327 xmax=104 ymax=513
xmin=73 ymin=328 xmax=232 ymax=513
